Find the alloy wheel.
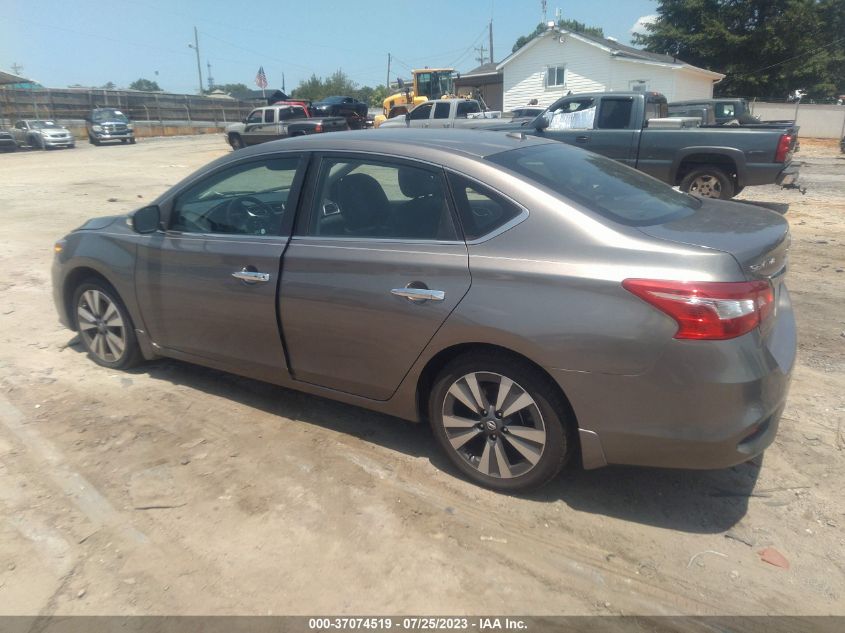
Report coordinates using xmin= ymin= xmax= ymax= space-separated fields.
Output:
xmin=77 ymin=289 xmax=127 ymax=363
xmin=441 ymin=372 xmax=547 ymax=479
xmin=689 ymin=174 xmax=722 ymax=198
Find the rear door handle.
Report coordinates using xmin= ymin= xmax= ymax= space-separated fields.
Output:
xmin=232 ymin=268 xmax=270 ymax=283
xmin=575 ymin=135 xmax=590 ymax=143
xmin=391 ymin=287 xmax=445 ymax=302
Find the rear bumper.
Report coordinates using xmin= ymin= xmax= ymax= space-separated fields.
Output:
xmin=776 ymin=164 xmax=801 ymax=188
xmin=554 ymin=285 xmax=796 ymax=471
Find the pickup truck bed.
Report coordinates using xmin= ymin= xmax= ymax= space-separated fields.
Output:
xmin=226 ymin=104 xmax=347 ymax=149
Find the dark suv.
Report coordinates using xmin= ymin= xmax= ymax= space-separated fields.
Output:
xmin=87 ymin=108 xmax=135 ymax=145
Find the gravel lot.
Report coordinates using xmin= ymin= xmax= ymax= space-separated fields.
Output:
xmin=0 ymin=135 xmax=843 ymax=616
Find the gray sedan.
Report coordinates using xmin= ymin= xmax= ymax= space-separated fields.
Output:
xmin=51 ymin=130 xmax=795 ymax=491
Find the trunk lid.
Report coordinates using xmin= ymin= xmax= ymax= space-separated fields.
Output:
xmin=638 ymin=198 xmax=790 ymax=280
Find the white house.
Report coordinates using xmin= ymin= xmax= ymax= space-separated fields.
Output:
xmin=497 ymin=26 xmax=725 ymax=111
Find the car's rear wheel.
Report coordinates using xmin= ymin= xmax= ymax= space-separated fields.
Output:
xmin=229 ymin=134 xmax=245 ymax=150
xmin=429 ymin=352 xmax=572 ymax=492
xmin=679 ymin=167 xmax=735 ymax=199
xmin=73 ymin=280 xmax=142 ymax=369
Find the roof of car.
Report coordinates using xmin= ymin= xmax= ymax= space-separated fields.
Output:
xmin=236 ymin=129 xmax=556 ymax=161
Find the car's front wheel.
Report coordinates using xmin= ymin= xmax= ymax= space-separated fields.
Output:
xmin=429 ymin=352 xmax=572 ymax=492
xmin=73 ymin=280 xmax=142 ymax=369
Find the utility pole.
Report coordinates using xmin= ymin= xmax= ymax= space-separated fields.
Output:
xmin=474 ymin=45 xmax=487 ymax=67
xmin=282 ymin=73 xmax=286 ymax=93
xmin=489 ymin=19 xmax=494 ymax=64
xmin=206 ymin=61 xmax=214 ymax=92
xmin=386 ymin=53 xmax=391 ymax=89
xmin=11 ymin=62 xmax=23 ymax=75
xmin=188 ymin=27 xmax=203 ymax=94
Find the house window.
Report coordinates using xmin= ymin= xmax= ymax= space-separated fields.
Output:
xmin=546 ymin=65 xmax=566 ymax=88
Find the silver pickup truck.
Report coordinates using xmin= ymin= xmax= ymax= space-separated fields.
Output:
xmin=378 ymin=99 xmax=513 ymax=129
xmin=225 ymin=104 xmax=348 ymax=150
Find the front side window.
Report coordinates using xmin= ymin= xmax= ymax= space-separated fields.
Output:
xmin=447 ymin=174 xmax=523 ymax=241
xmin=310 ymin=158 xmax=456 ymax=241
xmin=171 ymin=157 xmax=300 ymax=235
xmin=546 ymin=65 xmax=566 ymax=87
xmin=545 ymin=98 xmax=596 ymax=129
xmin=263 ymin=110 xmax=275 ymax=123
xmin=408 ymin=103 xmax=433 ymax=120
xmin=246 ymin=110 xmax=263 ymax=124
xmin=488 ymin=144 xmax=699 ymax=226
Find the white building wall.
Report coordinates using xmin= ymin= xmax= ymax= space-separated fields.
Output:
xmin=671 ymin=69 xmax=717 ymax=101
xmin=502 ymin=32 xmax=718 ymax=109
xmin=502 ymin=35 xmax=610 ymax=110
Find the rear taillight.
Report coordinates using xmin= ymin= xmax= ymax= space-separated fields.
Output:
xmin=314 ymin=124 xmax=323 ymax=132
xmin=775 ymin=134 xmax=792 ymax=162
xmin=622 ymin=279 xmax=775 ymax=340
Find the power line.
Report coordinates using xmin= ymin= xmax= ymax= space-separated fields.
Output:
xmin=727 ymin=35 xmax=845 ymax=78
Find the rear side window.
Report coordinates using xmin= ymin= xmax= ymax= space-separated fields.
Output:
xmin=596 ymin=98 xmax=633 ymax=129
xmin=456 ymin=101 xmax=481 ymax=118
xmin=264 ymin=110 xmax=275 ymax=123
xmin=487 ymin=144 xmax=699 ymax=226
xmin=433 ymin=102 xmax=450 ymax=119
xmin=447 ymin=174 xmax=522 ymax=241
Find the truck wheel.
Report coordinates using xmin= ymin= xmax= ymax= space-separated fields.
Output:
xmin=129 ymin=137 xmax=136 ymax=144
xmin=679 ymin=168 xmax=735 ymax=200
xmin=229 ymin=134 xmax=245 ymax=150
xmin=89 ymin=135 xmax=101 ymax=146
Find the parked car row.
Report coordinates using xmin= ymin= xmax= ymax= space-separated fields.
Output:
xmin=0 ymin=107 xmax=137 ymax=152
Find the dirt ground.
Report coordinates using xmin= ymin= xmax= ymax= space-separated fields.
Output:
xmin=0 ymin=134 xmax=842 ymax=617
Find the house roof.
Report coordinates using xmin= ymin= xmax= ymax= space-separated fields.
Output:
xmin=496 ymin=28 xmax=724 ymax=79
xmin=460 ymin=62 xmax=501 ymax=78
xmin=0 ymin=68 xmax=37 ymax=86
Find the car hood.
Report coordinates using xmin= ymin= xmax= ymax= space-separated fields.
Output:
xmin=638 ymin=198 xmax=790 ymax=279
xmin=76 ymin=215 xmax=123 ymax=231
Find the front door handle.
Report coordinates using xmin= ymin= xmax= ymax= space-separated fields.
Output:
xmin=232 ymin=268 xmax=270 ymax=284
xmin=575 ymin=135 xmax=590 ymax=143
xmin=391 ymin=287 xmax=445 ymax=303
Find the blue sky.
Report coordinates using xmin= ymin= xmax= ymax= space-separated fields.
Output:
xmin=1 ymin=0 xmax=657 ymax=94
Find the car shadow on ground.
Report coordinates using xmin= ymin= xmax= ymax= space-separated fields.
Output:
xmin=69 ymin=343 xmax=760 ymax=535
xmin=737 ymin=199 xmax=791 ymax=214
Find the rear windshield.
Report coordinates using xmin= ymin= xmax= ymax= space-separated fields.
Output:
xmin=487 ymin=144 xmax=699 ymax=226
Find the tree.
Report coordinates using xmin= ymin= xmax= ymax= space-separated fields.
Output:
xmin=633 ymin=0 xmax=845 ymax=99
xmin=512 ymin=18 xmax=605 ymax=53
xmin=129 ymin=78 xmax=162 ymax=92
xmin=100 ymin=82 xmax=116 ymax=90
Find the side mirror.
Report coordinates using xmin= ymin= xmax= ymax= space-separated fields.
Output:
xmin=534 ymin=113 xmax=550 ymax=131
xmin=130 ymin=205 xmax=161 ymax=234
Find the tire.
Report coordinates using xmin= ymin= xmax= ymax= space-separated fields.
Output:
xmin=121 ymin=139 xmax=128 ymax=144
xmin=229 ymin=134 xmax=245 ymax=150
xmin=89 ymin=135 xmax=101 ymax=146
xmin=428 ymin=351 xmax=573 ymax=492
xmin=29 ymin=134 xmax=44 ymax=150
xmin=129 ymin=137 xmax=136 ymax=144
xmin=72 ymin=280 xmax=142 ymax=370
xmin=679 ymin=167 xmax=735 ymax=200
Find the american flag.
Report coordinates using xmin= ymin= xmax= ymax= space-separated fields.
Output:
xmin=255 ymin=66 xmax=268 ymax=89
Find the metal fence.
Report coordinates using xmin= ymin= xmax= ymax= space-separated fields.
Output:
xmin=0 ymin=87 xmax=260 ymax=130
